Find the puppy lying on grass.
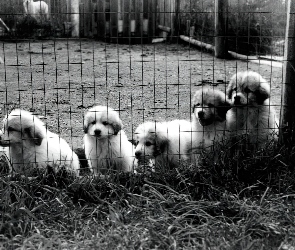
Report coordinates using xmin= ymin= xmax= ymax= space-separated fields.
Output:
xmin=134 ymin=120 xmax=193 ymax=170
xmin=0 ymin=109 xmax=80 ymax=176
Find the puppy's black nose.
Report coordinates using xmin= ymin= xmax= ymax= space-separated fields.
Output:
xmin=234 ymin=96 xmax=241 ymax=105
xmin=94 ymin=129 xmax=101 ymax=136
xmin=198 ymin=111 xmax=205 ymax=119
xmin=135 ymin=151 xmax=141 ymax=158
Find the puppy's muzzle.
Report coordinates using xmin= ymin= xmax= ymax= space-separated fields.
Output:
xmin=198 ymin=110 xmax=205 ymax=119
xmin=94 ymin=129 xmax=101 ymax=137
xmin=135 ymin=151 xmax=142 ymax=159
xmin=233 ymin=95 xmax=241 ymax=105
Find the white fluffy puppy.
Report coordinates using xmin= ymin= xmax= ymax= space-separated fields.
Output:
xmin=191 ymin=87 xmax=232 ymax=151
xmin=83 ymin=106 xmax=135 ymax=174
xmin=134 ymin=120 xmax=193 ymax=169
xmin=226 ymin=71 xmax=278 ymax=148
xmin=0 ymin=109 xmax=80 ymax=176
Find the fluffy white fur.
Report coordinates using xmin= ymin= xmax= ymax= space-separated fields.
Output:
xmin=0 ymin=109 xmax=80 ymax=176
xmin=191 ymin=87 xmax=232 ymax=151
xmin=226 ymin=71 xmax=279 ymax=148
xmin=83 ymin=106 xmax=136 ymax=174
xmin=134 ymin=120 xmax=193 ymax=169
xmin=23 ymin=0 xmax=49 ymax=21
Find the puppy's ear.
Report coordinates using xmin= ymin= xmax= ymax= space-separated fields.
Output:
xmin=192 ymin=91 xmax=201 ymax=113
xmin=217 ymin=100 xmax=232 ymax=120
xmin=83 ymin=114 xmax=90 ymax=134
xmin=192 ymin=104 xmax=196 ymax=113
xmin=112 ymin=119 xmax=123 ymax=135
xmin=83 ymin=122 xmax=89 ymax=134
xmin=155 ymin=133 xmax=169 ymax=155
xmin=24 ymin=127 xmax=44 ymax=146
xmin=227 ymin=73 xmax=240 ymax=99
xmin=128 ymin=139 xmax=137 ymax=146
xmin=192 ymin=96 xmax=197 ymax=113
xmin=227 ymin=84 xmax=235 ymax=100
xmin=255 ymin=82 xmax=270 ymax=104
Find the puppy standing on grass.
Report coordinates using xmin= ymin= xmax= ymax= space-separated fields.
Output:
xmin=0 ymin=109 xmax=80 ymax=176
xmin=191 ymin=87 xmax=232 ymax=152
xmin=83 ymin=106 xmax=136 ymax=174
xmin=134 ymin=119 xmax=193 ymax=169
xmin=226 ymin=71 xmax=279 ymax=149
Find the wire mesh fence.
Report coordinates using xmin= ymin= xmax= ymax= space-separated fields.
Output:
xmin=2 ymin=2 xmax=295 ymax=249
xmin=0 ymin=0 xmax=287 ymax=175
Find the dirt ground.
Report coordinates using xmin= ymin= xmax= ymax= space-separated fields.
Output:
xmin=0 ymin=39 xmax=283 ymax=149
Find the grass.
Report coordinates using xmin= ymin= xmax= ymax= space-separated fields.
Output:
xmin=0 ymin=39 xmax=288 ymax=249
xmin=1 ymin=141 xmax=295 ymax=249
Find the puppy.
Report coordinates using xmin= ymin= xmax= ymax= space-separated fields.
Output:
xmin=134 ymin=120 xmax=193 ymax=169
xmin=226 ymin=71 xmax=278 ymax=148
xmin=83 ymin=106 xmax=136 ymax=174
xmin=191 ymin=87 xmax=232 ymax=151
xmin=0 ymin=109 xmax=80 ymax=176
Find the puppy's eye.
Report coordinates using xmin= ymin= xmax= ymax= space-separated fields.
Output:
xmin=7 ymin=126 xmax=17 ymax=132
xmin=233 ymin=87 xmax=237 ymax=92
xmin=102 ymin=121 xmax=109 ymax=126
xmin=91 ymin=121 xmax=96 ymax=125
xmin=244 ymin=87 xmax=251 ymax=93
xmin=145 ymin=141 xmax=152 ymax=147
xmin=193 ymin=103 xmax=201 ymax=111
xmin=208 ymin=103 xmax=214 ymax=108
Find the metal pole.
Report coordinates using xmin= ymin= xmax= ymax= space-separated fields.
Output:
xmin=280 ymin=0 xmax=295 ymax=144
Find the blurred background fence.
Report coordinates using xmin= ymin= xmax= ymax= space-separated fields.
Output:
xmin=179 ymin=0 xmax=286 ymax=56
xmin=0 ymin=0 xmax=287 ymax=56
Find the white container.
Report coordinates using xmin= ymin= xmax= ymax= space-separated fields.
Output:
xmin=143 ymin=19 xmax=148 ymax=34
xmin=130 ymin=20 xmax=136 ymax=33
xmin=118 ymin=20 xmax=123 ymax=33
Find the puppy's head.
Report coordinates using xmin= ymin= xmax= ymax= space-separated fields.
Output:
xmin=227 ymin=71 xmax=270 ymax=106
xmin=134 ymin=122 xmax=169 ymax=160
xmin=0 ymin=109 xmax=46 ymax=147
xmin=83 ymin=106 xmax=123 ymax=139
xmin=192 ymin=87 xmax=231 ymax=126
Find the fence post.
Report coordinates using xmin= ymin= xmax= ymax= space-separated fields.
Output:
xmin=214 ymin=0 xmax=228 ymax=58
xmin=280 ymin=0 xmax=295 ymax=144
xmin=174 ymin=0 xmax=180 ymax=40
